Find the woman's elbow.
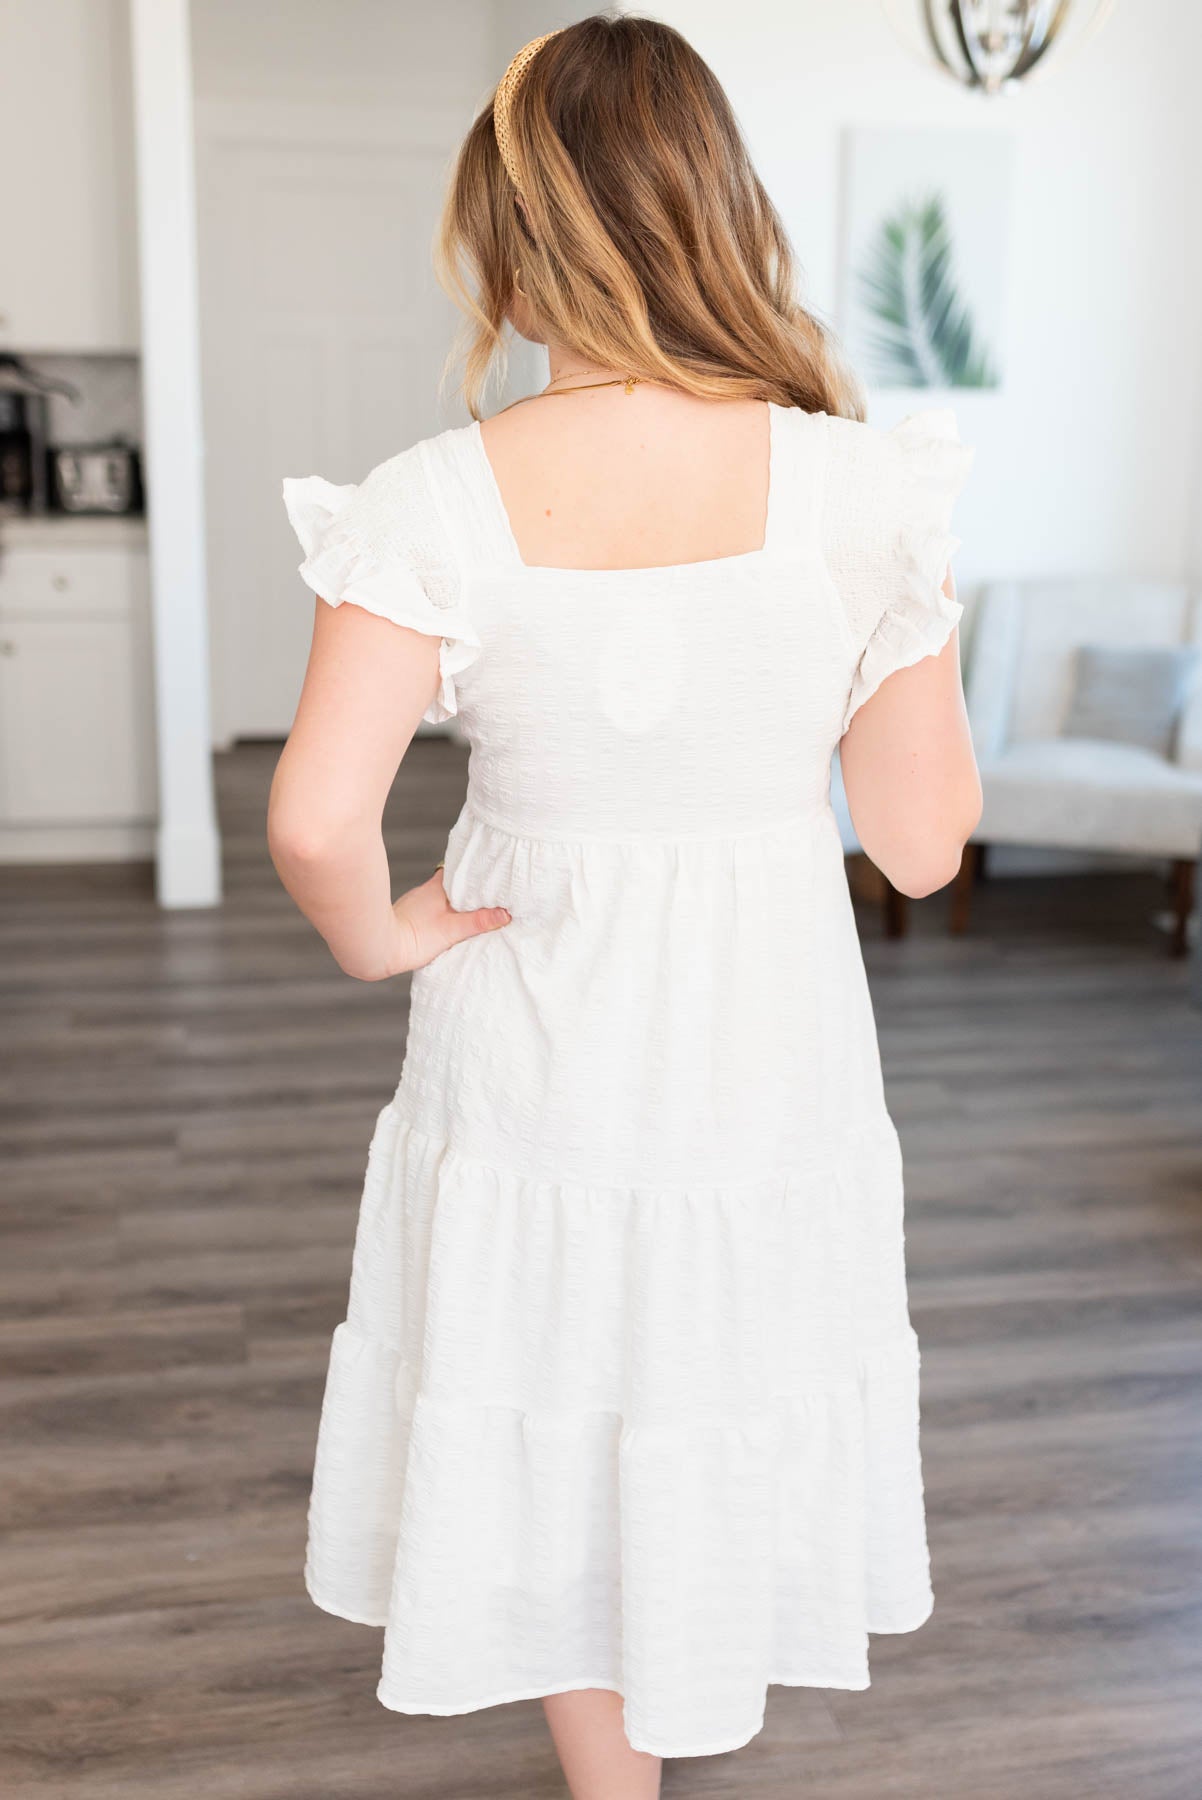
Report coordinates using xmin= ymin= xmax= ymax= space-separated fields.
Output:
xmin=887 ymin=846 xmax=967 ymax=900
xmin=269 ymin=829 xmax=317 ymax=877
xmin=267 ymin=790 xmax=345 ymax=874
xmin=874 ymin=786 xmax=983 ymax=900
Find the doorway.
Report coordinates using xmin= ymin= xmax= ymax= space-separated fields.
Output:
xmin=191 ymin=2 xmax=583 ymax=744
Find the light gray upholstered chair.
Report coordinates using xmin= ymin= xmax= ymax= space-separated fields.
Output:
xmin=953 ymin=579 xmax=1202 ymax=954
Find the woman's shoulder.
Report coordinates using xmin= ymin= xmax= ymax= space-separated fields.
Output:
xmin=811 ymin=406 xmax=973 ymax=539
xmin=809 ymin=404 xmax=968 ymax=471
xmin=349 ymin=419 xmax=478 ymax=513
xmin=314 ymin=421 xmax=485 ymax=566
xmin=813 ymin=404 xmax=973 ymax=683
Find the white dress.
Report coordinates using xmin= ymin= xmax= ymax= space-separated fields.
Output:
xmin=282 ymin=401 xmax=972 ymax=1760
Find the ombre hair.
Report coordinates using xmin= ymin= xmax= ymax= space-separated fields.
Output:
xmin=435 ymin=13 xmax=864 ymax=422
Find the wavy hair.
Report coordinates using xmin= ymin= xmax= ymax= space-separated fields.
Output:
xmin=435 ymin=12 xmax=863 ymax=421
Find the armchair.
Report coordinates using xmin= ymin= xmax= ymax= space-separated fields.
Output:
xmin=954 ymin=579 xmax=1202 ymax=954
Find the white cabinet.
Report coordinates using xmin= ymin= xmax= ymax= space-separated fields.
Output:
xmin=0 ymin=524 xmax=156 ymax=861
xmin=0 ymin=0 xmax=139 ymax=352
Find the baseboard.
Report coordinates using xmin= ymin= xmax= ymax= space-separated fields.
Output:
xmin=0 ymin=822 xmax=155 ymax=864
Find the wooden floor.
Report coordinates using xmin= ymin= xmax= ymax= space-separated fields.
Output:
xmin=2 ymin=738 xmax=1201 ymax=1800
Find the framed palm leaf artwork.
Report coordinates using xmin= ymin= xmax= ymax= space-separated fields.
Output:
xmin=838 ymin=129 xmax=1014 ymax=392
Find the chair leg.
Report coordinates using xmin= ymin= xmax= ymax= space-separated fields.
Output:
xmin=883 ymin=880 xmax=909 ymax=939
xmin=949 ymin=842 xmax=981 ymax=935
xmin=1170 ymin=858 xmax=1195 ymax=959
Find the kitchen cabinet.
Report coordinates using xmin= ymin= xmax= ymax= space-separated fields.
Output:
xmin=0 ymin=522 xmax=156 ymax=861
xmin=0 ymin=0 xmax=139 ymax=352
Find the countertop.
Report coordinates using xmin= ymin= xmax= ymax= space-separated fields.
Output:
xmin=0 ymin=512 xmax=149 ymax=550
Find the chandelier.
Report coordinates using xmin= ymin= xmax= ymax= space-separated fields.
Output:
xmin=898 ymin=1 xmax=1116 ymax=93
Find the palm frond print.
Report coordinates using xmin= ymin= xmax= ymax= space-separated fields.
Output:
xmin=857 ymin=191 xmax=997 ymax=390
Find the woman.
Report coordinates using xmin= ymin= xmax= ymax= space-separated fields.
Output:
xmin=271 ymin=14 xmax=981 ymax=1797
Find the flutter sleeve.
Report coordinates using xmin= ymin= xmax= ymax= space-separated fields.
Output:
xmin=824 ymin=409 xmax=974 ymax=734
xmin=282 ymin=447 xmax=480 ymax=725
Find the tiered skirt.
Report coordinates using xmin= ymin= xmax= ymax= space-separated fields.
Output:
xmin=304 ymin=1104 xmax=932 ymax=1758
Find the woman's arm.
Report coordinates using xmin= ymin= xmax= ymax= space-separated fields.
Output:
xmin=838 ymin=570 xmax=983 ymax=899
xmin=267 ymin=599 xmax=509 ymax=979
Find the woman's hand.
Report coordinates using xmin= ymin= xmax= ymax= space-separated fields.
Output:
xmin=374 ymin=867 xmax=511 ymax=979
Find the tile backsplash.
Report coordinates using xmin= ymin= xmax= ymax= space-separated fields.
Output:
xmin=25 ymin=353 xmax=142 ymax=447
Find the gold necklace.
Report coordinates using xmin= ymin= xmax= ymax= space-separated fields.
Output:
xmin=542 ymin=374 xmax=641 ymax=396
xmin=543 ymin=367 xmax=644 ymax=396
xmin=494 ymin=374 xmax=641 ymax=417
xmin=544 ymin=362 xmax=609 ymax=384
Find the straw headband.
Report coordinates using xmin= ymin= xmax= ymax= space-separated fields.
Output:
xmin=493 ymin=30 xmax=562 ymax=189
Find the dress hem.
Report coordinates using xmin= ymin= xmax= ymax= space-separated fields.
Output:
xmin=304 ymin=1574 xmax=935 ymax=1760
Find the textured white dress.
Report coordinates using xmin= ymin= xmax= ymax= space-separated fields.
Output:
xmin=282 ymin=400 xmax=972 ymax=1759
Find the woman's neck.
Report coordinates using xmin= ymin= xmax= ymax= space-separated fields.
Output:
xmin=543 ymin=341 xmax=631 ymax=387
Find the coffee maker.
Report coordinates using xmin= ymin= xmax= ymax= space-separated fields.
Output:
xmin=0 ymin=354 xmax=80 ymax=515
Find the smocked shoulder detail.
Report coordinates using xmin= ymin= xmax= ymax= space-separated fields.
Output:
xmin=282 ymin=435 xmax=480 ymax=725
xmin=822 ymin=410 xmax=973 ymax=733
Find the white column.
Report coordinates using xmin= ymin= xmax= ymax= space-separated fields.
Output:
xmin=129 ymin=0 xmax=221 ymax=907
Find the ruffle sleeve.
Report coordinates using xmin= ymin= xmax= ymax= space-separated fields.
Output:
xmin=840 ymin=410 xmax=974 ymax=734
xmin=282 ymin=472 xmax=481 ymax=726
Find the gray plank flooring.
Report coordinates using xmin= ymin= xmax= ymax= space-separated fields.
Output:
xmin=1 ymin=738 xmax=1200 ymax=1800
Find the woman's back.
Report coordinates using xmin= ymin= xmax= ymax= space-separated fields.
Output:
xmin=285 ymin=397 xmax=968 ymax=839
xmin=478 ymin=387 xmax=772 ymax=572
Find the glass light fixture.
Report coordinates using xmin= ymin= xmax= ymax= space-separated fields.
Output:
xmin=888 ymin=0 xmax=1116 ymax=93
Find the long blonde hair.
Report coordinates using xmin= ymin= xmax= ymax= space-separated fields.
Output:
xmin=435 ymin=13 xmax=864 ymax=422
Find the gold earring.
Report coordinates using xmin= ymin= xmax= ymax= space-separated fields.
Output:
xmin=513 ymin=265 xmax=527 ymax=299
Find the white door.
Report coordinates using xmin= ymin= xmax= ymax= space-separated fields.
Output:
xmin=197 ymin=111 xmax=469 ymax=742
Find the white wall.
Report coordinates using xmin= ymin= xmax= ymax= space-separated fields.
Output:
xmin=191 ymin=0 xmax=495 ymax=110
xmin=0 ymin=0 xmax=139 ymax=353
xmin=649 ymin=0 xmax=1202 ymax=593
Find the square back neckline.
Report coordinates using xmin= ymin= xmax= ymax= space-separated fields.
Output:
xmin=469 ymin=399 xmax=784 ymax=579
